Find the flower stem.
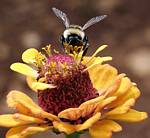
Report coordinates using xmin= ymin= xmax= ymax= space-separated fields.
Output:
xmin=65 ymin=132 xmax=81 ymax=138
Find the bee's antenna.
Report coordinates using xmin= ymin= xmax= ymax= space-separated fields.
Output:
xmin=52 ymin=7 xmax=70 ymax=28
xmin=82 ymin=15 xmax=107 ymax=31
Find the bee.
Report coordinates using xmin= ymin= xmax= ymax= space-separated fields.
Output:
xmin=52 ymin=7 xmax=107 ymax=56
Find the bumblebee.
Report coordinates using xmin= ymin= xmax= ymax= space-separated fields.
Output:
xmin=52 ymin=7 xmax=107 ymax=56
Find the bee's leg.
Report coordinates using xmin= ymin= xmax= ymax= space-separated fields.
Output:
xmin=60 ymin=35 xmax=65 ymax=46
xmin=60 ymin=35 xmax=66 ymax=53
xmin=82 ymin=43 xmax=89 ymax=56
xmin=82 ymin=35 xmax=89 ymax=56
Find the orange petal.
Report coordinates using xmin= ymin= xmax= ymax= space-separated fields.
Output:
xmin=106 ymin=109 xmax=148 ymax=122
xmin=79 ymin=96 xmax=105 ymax=108
xmin=7 ymin=90 xmax=58 ymax=121
xmin=58 ymin=96 xmax=105 ymax=120
xmin=88 ymin=64 xmax=118 ymax=91
xmin=58 ymin=108 xmax=82 ymax=120
xmin=105 ymin=99 xmax=135 ymax=116
xmin=39 ymin=110 xmax=60 ymax=121
xmin=79 ymin=96 xmax=105 ymax=117
xmin=76 ymin=112 xmax=101 ymax=131
xmin=94 ymin=97 xmax=117 ymax=114
xmin=53 ymin=121 xmax=76 ymax=135
xmin=89 ymin=120 xmax=122 ymax=138
xmin=54 ymin=113 xmax=101 ymax=134
xmin=6 ymin=125 xmax=51 ymax=138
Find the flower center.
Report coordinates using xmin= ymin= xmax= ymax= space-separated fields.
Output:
xmin=38 ymin=54 xmax=98 ymax=115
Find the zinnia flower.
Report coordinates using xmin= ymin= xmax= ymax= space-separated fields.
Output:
xmin=0 ymin=45 xmax=147 ymax=138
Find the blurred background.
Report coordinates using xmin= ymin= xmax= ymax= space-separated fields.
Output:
xmin=0 ymin=0 xmax=150 ymax=138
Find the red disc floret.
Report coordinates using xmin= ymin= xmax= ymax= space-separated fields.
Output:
xmin=38 ymin=54 xmax=98 ymax=115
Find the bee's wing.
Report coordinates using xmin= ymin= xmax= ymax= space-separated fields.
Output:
xmin=52 ymin=7 xmax=70 ymax=28
xmin=82 ymin=15 xmax=107 ymax=30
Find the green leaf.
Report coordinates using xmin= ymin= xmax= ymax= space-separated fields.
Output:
xmin=65 ymin=132 xmax=82 ymax=138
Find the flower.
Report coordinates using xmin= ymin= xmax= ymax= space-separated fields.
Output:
xmin=0 ymin=45 xmax=148 ymax=138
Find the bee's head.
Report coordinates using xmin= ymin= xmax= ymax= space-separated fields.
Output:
xmin=61 ymin=25 xmax=87 ymax=47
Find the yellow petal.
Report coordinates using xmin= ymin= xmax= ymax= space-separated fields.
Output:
xmin=26 ymin=76 xmax=37 ymax=92
xmin=7 ymin=91 xmax=36 ymax=115
xmin=13 ymin=113 xmax=45 ymax=124
xmin=89 ymin=120 xmax=122 ymax=138
xmin=82 ymin=56 xmax=111 ymax=66
xmin=6 ymin=125 xmax=51 ymax=138
xmin=7 ymin=90 xmax=41 ymax=111
xmin=7 ymin=90 xmax=59 ymax=121
xmin=111 ymin=77 xmax=132 ymax=97
xmin=31 ymin=82 xmax=56 ymax=90
xmin=107 ymin=109 xmax=148 ymax=122
xmin=6 ymin=126 xmax=27 ymax=138
xmin=83 ymin=57 xmax=112 ymax=72
xmin=104 ymin=74 xmax=125 ymax=97
xmin=53 ymin=121 xmax=76 ymax=135
xmin=82 ymin=56 xmax=92 ymax=65
xmin=22 ymin=48 xmax=39 ymax=64
xmin=109 ymin=86 xmax=140 ymax=108
xmin=105 ymin=99 xmax=135 ymax=116
xmin=88 ymin=64 xmax=118 ymax=91
xmin=26 ymin=77 xmax=52 ymax=92
xmin=10 ymin=63 xmax=38 ymax=77
xmin=0 ymin=113 xmax=44 ymax=128
xmin=20 ymin=125 xmax=51 ymax=137
xmin=0 ymin=114 xmax=29 ymax=127
xmin=84 ymin=45 xmax=108 ymax=65
xmin=76 ymin=112 xmax=101 ymax=131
